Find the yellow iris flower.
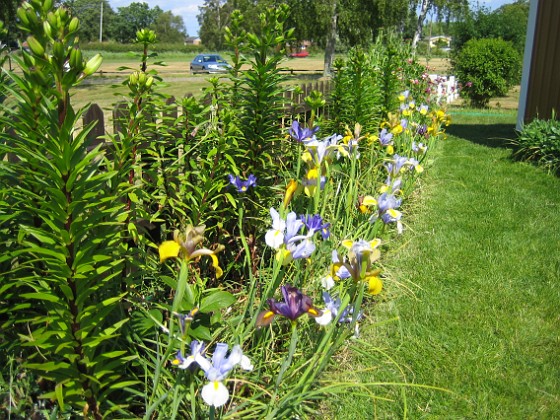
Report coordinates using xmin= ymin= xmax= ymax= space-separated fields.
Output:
xmin=159 ymin=225 xmax=224 ymax=278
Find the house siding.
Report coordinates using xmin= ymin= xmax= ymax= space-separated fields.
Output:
xmin=522 ymin=0 xmax=560 ymax=123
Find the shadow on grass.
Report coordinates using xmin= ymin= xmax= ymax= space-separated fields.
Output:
xmin=446 ymin=123 xmax=518 ymax=149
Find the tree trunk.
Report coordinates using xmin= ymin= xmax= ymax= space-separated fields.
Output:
xmin=323 ymin=0 xmax=338 ymax=77
xmin=412 ymin=0 xmax=431 ymax=49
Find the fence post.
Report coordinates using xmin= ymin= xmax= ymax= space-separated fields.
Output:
xmin=83 ymin=103 xmax=106 ymax=149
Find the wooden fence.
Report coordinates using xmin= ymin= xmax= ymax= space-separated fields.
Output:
xmin=80 ymin=74 xmax=458 ymax=147
xmin=82 ymin=80 xmax=333 ymax=147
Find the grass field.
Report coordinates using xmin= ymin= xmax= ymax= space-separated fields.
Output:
xmin=325 ymin=109 xmax=560 ymax=418
xmin=67 ymin=53 xmax=450 ymax=109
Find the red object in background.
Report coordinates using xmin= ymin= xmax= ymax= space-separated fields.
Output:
xmin=289 ymin=50 xmax=309 ymax=58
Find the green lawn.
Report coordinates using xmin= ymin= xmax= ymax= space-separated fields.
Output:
xmin=328 ymin=109 xmax=560 ymax=419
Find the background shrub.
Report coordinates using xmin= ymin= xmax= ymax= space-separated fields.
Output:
xmin=81 ymin=41 xmax=205 ymax=54
xmin=452 ymin=38 xmax=521 ymax=107
xmin=512 ymin=111 xmax=560 ymax=175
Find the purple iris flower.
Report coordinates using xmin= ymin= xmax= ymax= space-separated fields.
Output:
xmin=322 ymin=292 xmax=362 ymax=323
xmin=377 ymin=192 xmax=402 ymax=213
xmin=172 ymin=340 xmax=211 ymax=370
xmin=228 ymin=174 xmax=257 ymax=192
xmin=305 ymin=138 xmax=331 ymax=162
xmin=412 ymin=141 xmax=428 ymax=154
xmin=325 ymin=133 xmax=343 ymax=146
xmin=202 ymin=343 xmax=247 ymax=382
xmin=382 ymin=177 xmax=402 ymax=194
xmin=379 ymin=128 xmax=393 ymax=146
xmin=256 ymin=285 xmax=321 ymax=326
xmin=416 ymin=125 xmax=428 ymax=136
xmin=175 ymin=307 xmax=199 ymax=335
xmin=300 ymin=214 xmax=331 ymax=240
xmin=381 ymin=210 xmax=400 ymax=224
xmin=302 ymin=174 xmax=327 ymax=191
xmin=284 ymin=212 xmax=304 ymax=243
xmin=400 ymin=119 xmax=408 ymax=130
xmin=289 ymin=120 xmax=319 ymax=142
xmin=331 ymin=250 xmax=351 ymax=280
xmin=385 ymin=154 xmax=410 ymax=175
xmin=287 ymin=236 xmax=316 ymax=259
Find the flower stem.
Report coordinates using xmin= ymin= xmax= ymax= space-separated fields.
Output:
xmin=275 ymin=321 xmax=299 ymax=390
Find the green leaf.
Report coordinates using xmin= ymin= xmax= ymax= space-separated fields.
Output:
xmin=199 ymin=290 xmax=235 ymax=313
xmin=207 ymin=147 xmax=218 ymax=159
xmin=55 ymin=383 xmax=64 ymax=409
xmin=189 ymin=324 xmax=212 ymax=341
xmin=20 ymin=292 xmax=60 ymax=303
xmin=128 ymin=191 xmax=139 ymax=203
xmin=183 ymin=282 xmax=196 ymax=308
xmin=224 ymin=192 xmax=238 ymax=209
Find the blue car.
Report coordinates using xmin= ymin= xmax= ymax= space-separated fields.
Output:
xmin=190 ymin=54 xmax=232 ymax=74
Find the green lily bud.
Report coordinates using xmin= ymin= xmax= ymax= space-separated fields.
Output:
xmin=52 ymin=41 xmax=64 ymax=61
xmin=68 ymin=17 xmax=79 ymax=34
xmin=41 ymin=0 xmax=53 ymax=13
xmin=69 ymin=47 xmax=83 ymax=70
xmin=46 ymin=12 xmax=57 ymax=30
xmin=17 ymin=8 xmax=30 ymax=25
xmin=145 ymin=76 xmax=154 ymax=89
xmin=25 ymin=9 xmax=39 ymax=28
xmin=58 ymin=8 xmax=69 ymax=22
xmin=82 ymin=53 xmax=102 ymax=76
xmin=129 ymin=72 xmax=139 ymax=85
xmin=43 ymin=21 xmax=53 ymax=39
xmin=27 ymin=36 xmax=45 ymax=57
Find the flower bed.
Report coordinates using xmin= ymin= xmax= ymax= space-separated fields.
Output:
xmin=0 ymin=3 xmax=450 ymax=418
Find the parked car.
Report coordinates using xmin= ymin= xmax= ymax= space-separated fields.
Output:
xmin=190 ymin=54 xmax=232 ymax=74
xmin=289 ymin=50 xmax=309 ymax=58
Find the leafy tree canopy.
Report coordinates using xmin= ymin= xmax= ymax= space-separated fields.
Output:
xmin=452 ymin=0 xmax=529 ymax=53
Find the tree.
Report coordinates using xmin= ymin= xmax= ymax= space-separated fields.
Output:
xmin=323 ymin=0 xmax=337 ymax=77
xmin=113 ymin=2 xmax=162 ymax=43
xmin=151 ymin=11 xmax=187 ymax=42
xmin=63 ymin=0 xmax=117 ymax=42
xmin=0 ymin=0 xmax=23 ymax=46
xmin=198 ymin=0 xmax=233 ymax=50
xmin=486 ymin=0 xmax=529 ymax=53
xmin=411 ymin=0 xmax=469 ymax=49
xmin=452 ymin=0 xmax=529 ymax=53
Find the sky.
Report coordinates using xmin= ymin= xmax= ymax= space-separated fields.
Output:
xmin=107 ymin=0 xmax=519 ymax=38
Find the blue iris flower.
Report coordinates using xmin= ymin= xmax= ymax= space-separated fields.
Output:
xmin=228 ymin=174 xmax=257 ymax=192
xmin=289 ymin=120 xmax=319 ymax=142
xmin=300 ymin=214 xmax=331 ymax=240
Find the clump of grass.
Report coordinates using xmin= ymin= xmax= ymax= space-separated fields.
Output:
xmin=328 ymin=111 xmax=560 ymax=418
xmin=511 ymin=110 xmax=560 ymax=175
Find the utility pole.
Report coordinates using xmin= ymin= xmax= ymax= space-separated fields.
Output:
xmin=99 ymin=1 xmax=103 ymax=42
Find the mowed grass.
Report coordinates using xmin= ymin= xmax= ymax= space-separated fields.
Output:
xmin=64 ymin=52 xmax=451 ymax=126
xmin=326 ymin=109 xmax=560 ymax=419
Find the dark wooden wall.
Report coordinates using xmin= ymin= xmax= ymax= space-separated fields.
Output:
xmin=523 ymin=0 xmax=560 ymax=122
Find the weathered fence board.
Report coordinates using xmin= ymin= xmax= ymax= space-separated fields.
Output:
xmin=83 ymin=81 xmax=333 ymax=142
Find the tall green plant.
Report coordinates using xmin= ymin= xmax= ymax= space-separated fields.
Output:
xmin=226 ymin=5 xmax=295 ymax=182
xmin=0 ymin=1 xmax=133 ymax=417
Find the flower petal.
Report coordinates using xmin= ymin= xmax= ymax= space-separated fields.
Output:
xmin=201 ymin=381 xmax=229 ymax=407
xmin=367 ymin=275 xmax=383 ymax=295
xmin=315 ymin=308 xmax=333 ymax=326
xmin=210 ymin=254 xmax=223 ymax=278
xmin=265 ymin=229 xmax=284 ymax=249
xmin=159 ymin=240 xmax=181 ymax=262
